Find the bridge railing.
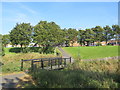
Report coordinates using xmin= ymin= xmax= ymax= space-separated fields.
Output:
xmin=21 ymin=57 xmax=71 ymax=71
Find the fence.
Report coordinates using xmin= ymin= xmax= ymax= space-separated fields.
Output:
xmin=21 ymin=57 xmax=71 ymax=71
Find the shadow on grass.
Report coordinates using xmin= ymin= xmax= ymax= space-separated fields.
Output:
xmin=9 ymin=48 xmax=22 ymax=53
xmin=9 ymin=47 xmax=41 ymax=53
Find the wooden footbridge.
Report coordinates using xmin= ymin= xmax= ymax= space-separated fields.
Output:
xmin=21 ymin=57 xmax=72 ymax=72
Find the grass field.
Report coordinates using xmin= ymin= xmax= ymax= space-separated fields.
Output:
xmin=63 ymin=46 xmax=119 ymax=59
xmin=2 ymin=47 xmax=57 ymax=74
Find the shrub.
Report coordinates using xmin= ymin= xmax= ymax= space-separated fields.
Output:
xmin=22 ymin=47 xmax=31 ymax=53
xmin=9 ymin=47 xmax=21 ymax=53
xmin=96 ymin=42 xmax=102 ymax=46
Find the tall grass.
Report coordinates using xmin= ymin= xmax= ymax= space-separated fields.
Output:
xmin=2 ymin=53 xmax=56 ymax=73
xmin=24 ymin=59 xmax=120 ymax=88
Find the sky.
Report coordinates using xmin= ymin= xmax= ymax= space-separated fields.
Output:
xmin=1 ymin=2 xmax=118 ymax=35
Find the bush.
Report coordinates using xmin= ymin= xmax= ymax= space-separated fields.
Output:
xmin=22 ymin=47 xmax=31 ymax=53
xmin=42 ymin=46 xmax=55 ymax=54
xmin=96 ymin=42 xmax=102 ymax=46
xmin=9 ymin=47 xmax=21 ymax=53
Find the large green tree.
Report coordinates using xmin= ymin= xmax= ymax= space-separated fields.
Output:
xmin=84 ymin=29 xmax=95 ymax=46
xmin=67 ymin=28 xmax=78 ymax=47
xmin=77 ymin=30 xmax=86 ymax=46
xmin=92 ymin=26 xmax=104 ymax=45
xmin=33 ymin=21 xmax=65 ymax=53
xmin=10 ymin=23 xmax=33 ymax=48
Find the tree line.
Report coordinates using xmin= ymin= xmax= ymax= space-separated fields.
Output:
xmin=1 ymin=20 xmax=120 ymax=54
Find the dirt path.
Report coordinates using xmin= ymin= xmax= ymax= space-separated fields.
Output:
xmin=58 ymin=47 xmax=74 ymax=63
xmin=0 ymin=72 xmax=26 ymax=89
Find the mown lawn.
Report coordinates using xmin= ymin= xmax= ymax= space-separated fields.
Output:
xmin=63 ymin=46 xmax=119 ymax=59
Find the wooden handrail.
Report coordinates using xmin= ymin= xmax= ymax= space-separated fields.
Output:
xmin=21 ymin=57 xmax=71 ymax=71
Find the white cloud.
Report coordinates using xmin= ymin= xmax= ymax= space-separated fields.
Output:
xmin=19 ymin=3 xmax=37 ymax=14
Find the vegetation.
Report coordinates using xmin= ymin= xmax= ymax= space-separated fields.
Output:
xmin=78 ymin=25 xmax=120 ymax=46
xmin=2 ymin=53 xmax=56 ymax=73
xmin=1 ymin=20 xmax=120 ymax=88
xmin=9 ymin=23 xmax=33 ymax=48
xmin=2 ymin=21 xmax=120 ymax=54
xmin=63 ymin=46 xmax=119 ymax=59
xmin=20 ymin=59 xmax=120 ymax=88
xmin=2 ymin=47 xmax=61 ymax=73
xmin=2 ymin=34 xmax=10 ymax=47
xmin=65 ymin=28 xmax=78 ymax=47
xmin=33 ymin=21 xmax=65 ymax=53
xmin=0 ymin=34 xmax=5 ymax=56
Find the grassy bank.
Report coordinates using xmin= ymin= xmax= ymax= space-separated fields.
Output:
xmin=20 ymin=59 xmax=120 ymax=88
xmin=63 ymin=46 xmax=119 ymax=59
xmin=2 ymin=47 xmax=57 ymax=74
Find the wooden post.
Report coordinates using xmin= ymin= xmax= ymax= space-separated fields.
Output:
xmin=55 ymin=59 xmax=57 ymax=65
xmin=70 ymin=57 xmax=71 ymax=63
xmin=31 ymin=60 xmax=34 ymax=71
xmin=61 ymin=57 xmax=63 ymax=65
xmin=58 ymin=58 xmax=60 ymax=68
xmin=41 ymin=59 xmax=44 ymax=69
xmin=48 ymin=59 xmax=50 ymax=66
xmin=64 ymin=58 xmax=66 ymax=66
xmin=21 ymin=59 xmax=23 ymax=71
xmin=51 ymin=59 xmax=52 ymax=69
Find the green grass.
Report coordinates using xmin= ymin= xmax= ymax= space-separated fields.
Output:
xmin=63 ymin=46 xmax=119 ymax=59
xmin=2 ymin=47 xmax=57 ymax=74
xmin=2 ymin=53 xmax=56 ymax=73
xmin=4 ymin=47 xmax=15 ymax=54
xmin=22 ymin=59 xmax=120 ymax=88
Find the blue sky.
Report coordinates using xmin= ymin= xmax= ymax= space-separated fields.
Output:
xmin=2 ymin=2 xmax=118 ymax=35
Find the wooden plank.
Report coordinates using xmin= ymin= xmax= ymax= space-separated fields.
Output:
xmin=22 ymin=57 xmax=62 ymax=62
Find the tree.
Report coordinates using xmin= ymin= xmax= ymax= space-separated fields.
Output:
xmin=92 ymin=26 xmax=104 ymax=45
xmin=112 ymin=25 xmax=120 ymax=45
xmin=62 ymin=28 xmax=70 ymax=47
xmin=10 ymin=23 xmax=33 ymax=48
xmin=2 ymin=34 xmax=10 ymax=47
xmin=84 ymin=29 xmax=95 ymax=46
xmin=103 ymin=25 xmax=113 ymax=45
xmin=77 ymin=30 xmax=86 ymax=46
xmin=33 ymin=21 xmax=65 ymax=53
xmin=67 ymin=28 xmax=78 ymax=47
